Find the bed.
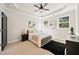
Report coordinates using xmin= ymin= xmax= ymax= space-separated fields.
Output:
xmin=29 ymin=32 xmax=52 ymax=47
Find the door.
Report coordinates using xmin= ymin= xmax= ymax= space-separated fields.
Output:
xmin=1 ymin=12 xmax=7 ymax=51
xmin=0 ymin=15 xmax=2 ymax=51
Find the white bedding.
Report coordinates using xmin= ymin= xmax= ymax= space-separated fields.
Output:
xmin=29 ymin=32 xmax=52 ymax=47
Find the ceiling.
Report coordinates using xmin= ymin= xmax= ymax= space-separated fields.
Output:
xmin=5 ymin=3 xmax=76 ymax=18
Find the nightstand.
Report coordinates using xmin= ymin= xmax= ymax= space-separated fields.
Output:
xmin=66 ymin=35 xmax=79 ymax=55
xmin=21 ymin=34 xmax=28 ymax=41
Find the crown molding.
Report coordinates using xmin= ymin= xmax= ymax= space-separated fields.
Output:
xmin=5 ymin=7 xmax=40 ymax=19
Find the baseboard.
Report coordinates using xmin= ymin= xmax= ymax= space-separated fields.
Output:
xmin=8 ymin=39 xmax=21 ymax=44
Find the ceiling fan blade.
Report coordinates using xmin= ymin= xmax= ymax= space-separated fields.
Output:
xmin=34 ymin=5 xmax=40 ymax=8
xmin=34 ymin=9 xmax=40 ymax=12
xmin=43 ymin=3 xmax=48 ymax=7
xmin=42 ymin=8 xmax=49 ymax=10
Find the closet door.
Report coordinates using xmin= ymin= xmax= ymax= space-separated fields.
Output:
xmin=1 ymin=12 xmax=7 ymax=51
xmin=0 ymin=15 xmax=1 ymax=51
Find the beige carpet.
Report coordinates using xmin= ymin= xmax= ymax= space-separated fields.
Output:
xmin=0 ymin=41 xmax=53 ymax=55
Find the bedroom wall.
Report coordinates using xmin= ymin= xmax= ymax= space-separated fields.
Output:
xmin=76 ymin=4 xmax=79 ymax=36
xmin=6 ymin=9 xmax=41 ymax=43
xmin=53 ymin=9 xmax=76 ymax=39
xmin=0 ymin=4 xmax=6 ymax=12
xmin=42 ymin=9 xmax=76 ymax=43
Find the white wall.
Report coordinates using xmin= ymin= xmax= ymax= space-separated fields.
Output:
xmin=6 ymin=9 xmax=40 ymax=43
xmin=76 ymin=4 xmax=79 ymax=36
xmin=55 ymin=9 xmax=76 ymax=39
xmin=42 ymin=9 xmax=76 ymax=42
xmin=0 ymin=3 xmax=6 ymax=12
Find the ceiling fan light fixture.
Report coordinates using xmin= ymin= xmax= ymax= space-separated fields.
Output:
xmin=34 ymin=3 xmax=49 ymax=12
xmin=40 ymin=10 xmax=43 ymax=13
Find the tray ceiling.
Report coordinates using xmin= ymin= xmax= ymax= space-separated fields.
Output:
xmin=5 ymin=3 xmax=76 ymax=17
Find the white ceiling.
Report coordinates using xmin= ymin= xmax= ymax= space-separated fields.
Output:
xmin=5 ymin=3 xmax=76 ymax=18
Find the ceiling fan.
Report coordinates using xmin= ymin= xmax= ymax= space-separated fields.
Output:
xmin=34 ymin=3 xmax=49 ymax=12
